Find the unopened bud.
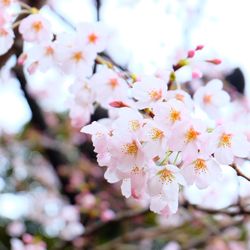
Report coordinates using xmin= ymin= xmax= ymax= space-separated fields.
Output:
xmin=17 ymin=53 xmax=27 ymax=65
xmin=205 ymin=58 xmax=222 ymax=65
xmin=187 ymin=50 xmax=195 ymax=58
xmin=109 ymin=101 xmax=129 ymax=108
xmin=195 ymin=45 xmax=204 ymax=51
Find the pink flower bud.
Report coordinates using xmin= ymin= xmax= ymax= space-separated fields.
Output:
xmin=195 ymin=45 xmax=204 ymax=51
xmin=109 ymin=101 xmax=129 ymax=108
xmin=17 ymin=53 xmax=28 ymax=65
xmin=205 ymin=58 xmax=222 ymax=65
xmin=187 ymin=50 xmax=195 ymax=58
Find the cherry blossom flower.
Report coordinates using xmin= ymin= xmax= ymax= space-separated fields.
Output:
xmin=0 ymin=26 xmax=14 ymax=55
xmin=141 ymin=119 xmax=169 ymax=159
xmin=168 ymin=119 xmax=207 ymax=162
xmin=109 ymin=132 xmax=146 ymax=172
xmin=181 ymin=154 xmax=222 ymax=189
xmin=112 ymin=107 xmax=144 ymax=137
xmin=211 ymin=124 xmax=249 ymax=165
xmin=76 ymin=22 xmax=109 ymax=53
xmin=120 ymin=164 xmax=148 ymax=199
xmin=148 ymin=164 xmax=185 ymax=216
xmin=68 ymin=79 xmax=95 ymax=127
xmin=153 ymin=99 xmax=189 ymax=129
xmin=25 ymin=42 xmax=57 ymax=73
xmin=131 ymin=76 xmax=167 ymax=109
xmin=90 ymin=67 xmax=129 ymax=108
xmin=19 ymin=14 xmax=53 ymax=43
xmin=55 ymin=39 xmax=96 ymax=77
xmin=194 ymin=79 xmax=230 ymax=117
xmin=81 ymin=121 xmax=112 ymax=166
xmin=165 ymin=89 xmax=194 ymax=110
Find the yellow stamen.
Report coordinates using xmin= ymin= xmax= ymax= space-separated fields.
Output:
xmin=158 ymin=168 xmax=175 ymax=183
xmin=194 ymin=158 xmax=207 ymax=172
xmin=108 ymin=78 xmax=118 ymax=89
xmin=170 ymin=108 xmax=181 ymax=122
xmin=123 ymin=141 xmax=138 ymax=155
xmin=151 ymin=127 xmax=164 ymax=140
xmin=72 ymin=51 xmax=84 ymax=62
xmin=32 ymin=21 xmax=43 ymax=32
xmin=149 ymin=90 xmax=162 ymax=101
xmin=218 ymin=133 xmax=232 ymax=148
xmin=88 ymin=33 xmax=98 ymax=44
xmin=129 ymin=120 xmax=140 ymax=131
xmin=185 ymin=127 xmax=200 ymax=143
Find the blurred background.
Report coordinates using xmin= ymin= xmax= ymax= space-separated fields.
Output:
xmin=1 ymin=0 xmax=250 ymax=249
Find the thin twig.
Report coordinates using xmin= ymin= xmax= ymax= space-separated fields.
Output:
xmin=83 ymin=208 xmax=149 ymax=236
xmin=230 ymin=163 xmax=250 ymax=182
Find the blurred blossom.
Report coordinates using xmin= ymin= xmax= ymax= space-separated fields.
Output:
xmin=101 ymin=209 xmax=115 ymax=222
xmin=163 ymin=242 xmax=181 ymax=250
xmin=7 ymin=221 xmax=25 ymax=237
xmin=60 ymin=221 xmax=84 ymax=241
xmin=76 ymin=193 xmax=96 ymax=210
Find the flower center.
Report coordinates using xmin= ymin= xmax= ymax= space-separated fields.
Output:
xmin=149 ymin=90 xmax=162 ymax=101
xmin=131 ymin=165 xmax=143 ymax=174
xmin=194 ymin=158 xmax=207 ymax=172
xmin=32 ymin=21 xmax=43 ymax=32
xmin=129 ymin=120 xmax=140 ymax=131
xmin=158 ymin=168 xmax=174 ymax=183
xmin=72 ymin=51 xmax=84 ymax=62
xmin=203 ymin=94 xmax=212 ymax=104
xmin=151 ymin=127 xmax=164 ymax=140
xmin=45 ymin=46 xmax=54 ymax=56
xmin=185 ymin=127 xmax=200 ymax=143
xmin=218 ymin=133 xmax=232 ymax=148
xmin=88 ymin=33 xmax=98 ymax=44
xmin=123 ymin=141 xmax=138 ymax=155
xmin=170 ymin=108 xmax=181 ymax=122
xmin=108 ymin=78 xmax=118 ymax=89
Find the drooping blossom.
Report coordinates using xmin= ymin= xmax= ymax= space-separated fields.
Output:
xmin=148 ymin=164 xmax=185 ymax=216
xmin=76 ymin=22 xmax=109 ymax=53
xmin=181 ymin=153 xmax=222 ymax=189
xmin=19 ymin=14 xmax=53 ymax=43
xmin=131 ymin=76 xmax=167 ymax=109
xmin=90 ymin=67 xmax=129 ymax=108
xmin=194 ymin=79 xmax=230 ymax=117
xmin=211 ymin=124 xmax=249 ymax=165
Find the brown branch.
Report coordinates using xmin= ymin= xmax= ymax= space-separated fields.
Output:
xmin=183 ymin=200 xmax=250 ymax=216
xmin=95 ymin=219 xmax=242 ymax=250
xmin=83 ymin=208 xmax=149 ymax=236
xmin=230 ymin=163 xmax=250 ymax=182
xmin=182 ymin=221 xmax=242 ymax=250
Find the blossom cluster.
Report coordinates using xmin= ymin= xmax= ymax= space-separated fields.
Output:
xmin=82 ymin=77 xmax=249 ymax=216
xmin=1 ymin=3 xmax=250 ymax=217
